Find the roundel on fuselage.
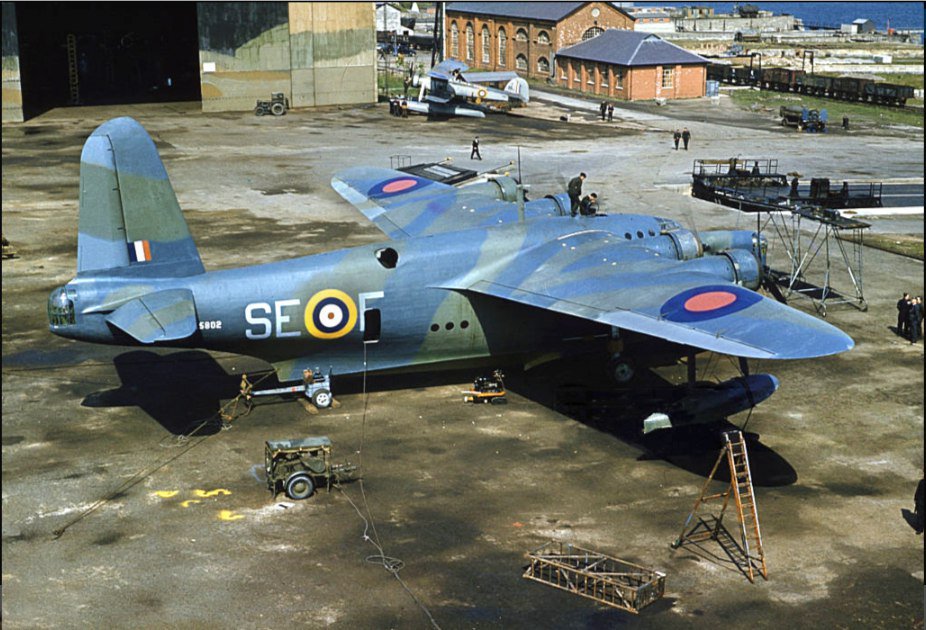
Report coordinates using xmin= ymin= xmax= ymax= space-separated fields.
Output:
xmin=305 ymin=290 xmax=358 ymax=339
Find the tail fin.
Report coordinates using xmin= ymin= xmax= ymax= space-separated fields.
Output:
xmin=77 ymin=117 xmax=204 ymax=277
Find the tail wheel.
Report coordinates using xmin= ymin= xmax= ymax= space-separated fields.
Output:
xmin=312 ymin=389 xmax=332 ymax=409
xmin=285 ymin=473 xmax=315 ymax=500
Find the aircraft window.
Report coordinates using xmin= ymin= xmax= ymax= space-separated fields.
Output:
xmin=445 ymin=322 xmax=455 ymax=330
xmin=430 ymin=323 xmax=439 ymax=332
xmin=375 ymin=247 xmax=398 ymax=269
xmin=461 ymin=320 xmax=470 ymax=329
xmin=624 ymin=232 xmax=632 ymax=240
xmin=363 ymin=309 xmax=381 ymax=343
xmin=648 ymin=229 xmax=656 ymax=236
xmin=636 ymin=230 xmax=644 ymax=239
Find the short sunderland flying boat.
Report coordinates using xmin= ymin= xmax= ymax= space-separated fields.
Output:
xmin=48 ymin=118 xmax=853 ymax=431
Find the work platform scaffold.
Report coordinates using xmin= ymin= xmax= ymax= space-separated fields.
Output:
xmin=523 ymin=541 xmax=666 ymax=614
xmin=692 ymin=158 xmax=877 ymax=316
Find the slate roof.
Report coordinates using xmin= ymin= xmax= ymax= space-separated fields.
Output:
xmin=446 ymin=2 xmax=627 ymax=23
xmin=556 ymin=29 xmax=708 ymax=66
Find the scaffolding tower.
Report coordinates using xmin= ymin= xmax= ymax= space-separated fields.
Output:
xmin=691 ymin=158 xmax=874 ymax=315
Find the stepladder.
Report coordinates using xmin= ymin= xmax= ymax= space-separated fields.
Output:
xmin=671 ymin=430 xmax=768 ymax=583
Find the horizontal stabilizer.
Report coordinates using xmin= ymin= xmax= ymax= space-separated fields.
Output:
xmin=106 ymin=289 xmax=197 ymax=343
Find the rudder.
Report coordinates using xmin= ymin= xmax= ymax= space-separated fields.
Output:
xmin=77 ymin=117 xmax=204 ymax=276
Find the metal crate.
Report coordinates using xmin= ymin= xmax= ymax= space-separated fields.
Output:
xmin=523 ymin=541 xmax=665 ymax=614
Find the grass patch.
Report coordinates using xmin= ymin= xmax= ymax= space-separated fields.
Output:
xmin=729 ymin=88 xmax=923 ymax=128
xmin=852 ymin=233 xmax=925 ymax=260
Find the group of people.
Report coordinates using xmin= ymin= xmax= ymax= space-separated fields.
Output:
xmin=896 ymin=293 xmax=924 ymax=343
xmin=567 ymin=172 xmax=599 ymax=216
xmin=599 ymin=101 xmax=615 ymax=122
xmin=672 ymin=128 xmax=692 ymax=150
xmin=388 ymin=97 xmax=409 ymax=118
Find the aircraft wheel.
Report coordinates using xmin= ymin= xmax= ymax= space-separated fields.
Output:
xmin=312 ymin=389 xmax=332 ymax=408
xmin=286 ymin=473 xmax=315 ymax=500
xmin=271 ymin=102 xmax=286 ymax=116
xmin=607 ymin=357 xmax=636 ymax=384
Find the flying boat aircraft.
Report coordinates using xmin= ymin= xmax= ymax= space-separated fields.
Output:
xmin=407 ymin=59 xmax=529 ymax=119
xmin=48 ymin=118 xmax=854 ymax=431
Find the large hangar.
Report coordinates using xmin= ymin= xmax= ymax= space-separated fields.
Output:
xmin=1 ymin=1 xmax=376 ymax=122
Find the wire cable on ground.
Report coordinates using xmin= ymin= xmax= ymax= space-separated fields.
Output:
xmin=334 ymin=342 xmax=441 ymax=630
xmin=52 ymin=371 xmax=273 ymax=539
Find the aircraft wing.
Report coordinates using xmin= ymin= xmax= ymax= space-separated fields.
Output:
xmin=430 ymin=59 xmax=468 ymax=79
xmin=439 ymin=231 xmax=854 ymax=360
xmin=332 ymin=167 xmax=514 ymax=238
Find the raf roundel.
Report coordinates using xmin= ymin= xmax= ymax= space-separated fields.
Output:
xmin=660 ymin=284 xmax=762 ymax=323
xmin=368 ymin=176 xmax=429 ymax=199
xmin=304 ymin=289 xmax=358 ymax=339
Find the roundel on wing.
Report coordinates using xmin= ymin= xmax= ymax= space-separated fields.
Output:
xmin=304 ymin=290 xmax=358 ymax=339
xmin=660 ymin=285 xmax=762 ymax=323
xmin=368 ymin=176 xmax=429 ymax=198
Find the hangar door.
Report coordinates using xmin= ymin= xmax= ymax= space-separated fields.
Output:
xmin=15 ymin=2 xmax=200 ymax=118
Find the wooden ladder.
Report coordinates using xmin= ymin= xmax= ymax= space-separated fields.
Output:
xmin=672 ymin=430 xmax=768 ymax=583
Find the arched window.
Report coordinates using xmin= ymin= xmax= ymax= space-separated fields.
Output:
xmin=481 ymin=25 xmax=490 ymax=64
xmin=537 ymin=57 xmax=550 ymax=74
xmin=537 ymin=30 xmax=550 ymax=45
xmin=582 ymin=27 xmax=604 ymax=41
xmin=516 ymin=54 xmax=527 ymax=71
xmin=450 ymin=22 xmax=459 ymax=55
xmin=465 ymin=23 xmax=474 ymax=61
xmin=498 ymin=28 xmax=507 ymax=67
xmin=515 ymin=28 xmax=528 ymax=42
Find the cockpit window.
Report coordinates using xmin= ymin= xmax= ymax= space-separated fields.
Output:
xmin=48 ymin=286 xmax=75 ymax=327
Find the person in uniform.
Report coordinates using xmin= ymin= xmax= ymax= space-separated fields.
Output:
xmin=897 ymin=292 xmax=910 ymax=337
xmin=607 ymin=103 xmax=614 ymax=122
xmin=681 ymin=127 xmax=691 ymax=150
xmin=567 ymin=172 xmax=586 ymax=216
xmin=470 ymin=136 xmax=482 ymax=160
xmin=579 ymin=193 xmax=599 ymax=216
xmin=909 ymin=296 xmax=923 ymax=343
xmin=600 ymin=101 xmax=607 ymax=121
xmin=673 ymin=129 xmax=681 ymax=150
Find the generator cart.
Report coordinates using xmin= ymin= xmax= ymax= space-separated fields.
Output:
xmin=265 ymin=436 xmax=356 ymax=500
xmin=462 ymin=369 xmax=507 ymax=404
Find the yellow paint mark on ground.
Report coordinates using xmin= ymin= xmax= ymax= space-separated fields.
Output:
xmin=194 ymin=489 xmax=232 ymax=498
xmin=180 ymin=499 xmax=202 ymax=508
xmin=218 ymin=510 xmax=244 ymax=522
xmin=154 ymin=491 xmax=179 ymax=499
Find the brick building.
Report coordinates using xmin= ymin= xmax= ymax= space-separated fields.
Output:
xmin=555 ymin=29 xmax=708 ymax=101
xmin=444 ymin=2 xmax=634 ymax=80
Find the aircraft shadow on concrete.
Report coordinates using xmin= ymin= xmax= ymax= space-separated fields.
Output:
xmin=81 ymin=350 xmax=796 ymax=486
xmin=503 ymin=355 xmax=798 ymax=488
xmin=81 ymin=350 xmax=241 ymax=436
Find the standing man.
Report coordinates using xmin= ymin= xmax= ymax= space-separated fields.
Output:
xmin=567 ymin=172 xmax=586 ymax=217
xmin=673 ymin=129 xmax=681 ymax=150
xmin=600 ymin=101 xmax=607 ymax=121
xmin=897 ymin=292 xmax=910 ymax=337
xmin=842 ymin=114 xmax=849 ymax=130
xmin=908 ymin=296 xmax=921 ymax=344
xmin=682 ymin=127 xmax=691 ymax=150
xmin=470 ymin=136 xmax=482 ymax=160
xmin=607 ymin=103 xmax=614 ymax=122
xmin=400 ymin=99 xmax=409 ymax=118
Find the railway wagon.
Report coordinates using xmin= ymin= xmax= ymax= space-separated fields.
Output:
xmin=761 ymin=67 xmax=800 ymax=92
xmin=831 ymin=76 xmax=874 ymax=101
xmin=863 ymin=82 xmax=915 ymax=106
